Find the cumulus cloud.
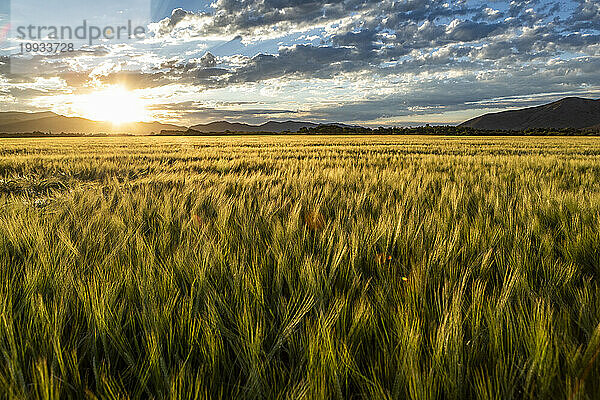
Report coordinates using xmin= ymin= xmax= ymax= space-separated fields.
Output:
xmin=569 ymin=0 xmax=600 ymax=30
xmin=199 ymin=52 xmax=217 ymax=68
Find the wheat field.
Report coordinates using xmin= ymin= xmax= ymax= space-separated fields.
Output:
xmin=1 ymin=135 xmax=600 ymax=399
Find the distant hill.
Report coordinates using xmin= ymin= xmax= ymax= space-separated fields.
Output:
xmin=460 ymin=97 xmax=600 ymax=130
xmin=0 ymin=112 xmax=362 ymax=136
xmin=0 ymin=112 xmax=185 ymax=135
xmin=189 ymin=120 xmax=319 ymax=133
xmin=188 ymin=120 xmax=365 ymax=133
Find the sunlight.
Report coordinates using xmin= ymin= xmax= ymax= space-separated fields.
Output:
xmin=75 ymin=86 xmax=149 ymax=124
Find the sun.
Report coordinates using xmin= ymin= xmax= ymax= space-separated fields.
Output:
xmin=76 ymin=86 xmax=149 ymax=124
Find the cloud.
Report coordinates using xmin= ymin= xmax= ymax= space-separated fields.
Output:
xmin=153 ymin=0 xmax=478 ymax=38
xmin=445 ymin=20 xmax=503 ymax=42
xmin=152 ymin=8 xmax=211 ymax=37
xmin=146 ymin=100 xmax=299 ymax=124
xmin=569 ymin=0 xmax=600 ymax=30
xmin=199 ymin=52 xmax=217 ymax=68
xmin=228 ymin=44 xmax=363 ymax=83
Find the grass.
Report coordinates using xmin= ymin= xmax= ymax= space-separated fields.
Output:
xmin=0 ymin=135 xmax=600 ymax=399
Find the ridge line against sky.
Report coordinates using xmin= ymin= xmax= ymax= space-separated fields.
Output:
xmin=0 ymin=0 xmax=599 ymax=126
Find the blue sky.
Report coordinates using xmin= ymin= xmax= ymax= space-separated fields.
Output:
xmin=0 ymin=0 xmax=599 ymax=126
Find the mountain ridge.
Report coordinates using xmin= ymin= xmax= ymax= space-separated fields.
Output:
xmin=0 ymin=112 xmax=355 ymax=135
xmin=188 ymin=120 xmax=358 ymax=133
xmin=460 ymin=97 xmax=600 ymax=130
xmin=0 ymin=111 xmax=185 ymax=135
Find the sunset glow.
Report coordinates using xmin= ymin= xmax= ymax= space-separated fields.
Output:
xmin=74 ymin=87 xmax=149 ymax=124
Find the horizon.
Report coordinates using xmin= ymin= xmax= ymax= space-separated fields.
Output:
xmin=0 ymin=0 xmax=598 ymax=127
xmin=0 ymin=108 xmax=470 ymax=128
xmin=1 ymin=95 xmax=599 ymax=130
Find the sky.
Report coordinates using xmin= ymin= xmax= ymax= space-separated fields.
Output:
xmin=0 ymin=0 xmax=599 ymax=126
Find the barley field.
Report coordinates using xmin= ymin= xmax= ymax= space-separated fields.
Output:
xmin=1 ymin=135 xmax=600 ymax=399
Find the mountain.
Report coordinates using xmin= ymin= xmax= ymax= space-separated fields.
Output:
xmin=189 ymin=120 xmax=319 ymax=133
xmin=0 ymin=112 xmax=185 ymax=135
xmin=459 ymin=97 xmax=600 ymax=130
xmin=0 ymin=112 xmax=360 ymax=135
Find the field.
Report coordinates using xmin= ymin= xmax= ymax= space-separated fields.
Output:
xmin=1 ymin=135 xmax=600 ymax=399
